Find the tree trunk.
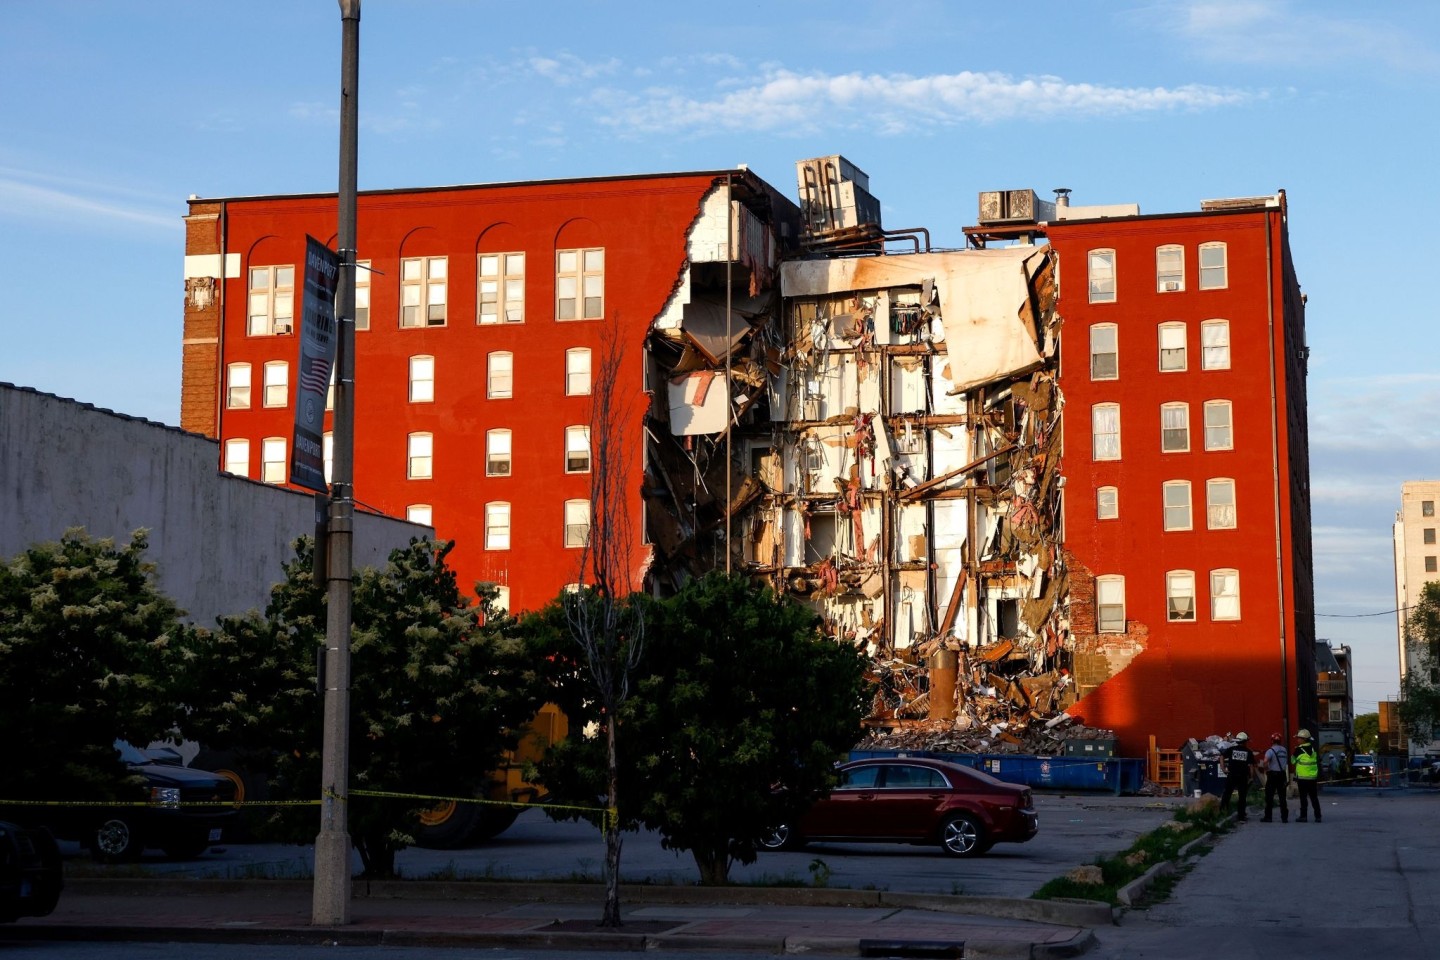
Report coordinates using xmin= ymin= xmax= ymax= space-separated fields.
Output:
xmin=692 ymin=847 xmax=731 ymax=886
xmin=601 ymin=718 xmax=623 ymax=926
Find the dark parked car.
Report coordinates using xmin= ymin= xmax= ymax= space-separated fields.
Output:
xmin=760 ymin=757 xmax=1038 ymax=858
xmin=0 ymin=820 xmax=62 ymax=922
xmin=32 ymin=743 xmax=240 ymax=862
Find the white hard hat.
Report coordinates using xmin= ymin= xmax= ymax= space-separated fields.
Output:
xmin=1236 ymin=731 xmax=1249 ymax=741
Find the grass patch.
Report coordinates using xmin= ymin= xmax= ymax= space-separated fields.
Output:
xmin=1032 ymin=796 xmax=1228 ymax=906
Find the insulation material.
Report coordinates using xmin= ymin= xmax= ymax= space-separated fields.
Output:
xmin=781 ymin=248 xmax=1046 ymax=392
xmin=667 ymin=371 xmax=730 ymax=435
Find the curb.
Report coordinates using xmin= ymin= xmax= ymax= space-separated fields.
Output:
xmin=62 ymin=877 xmax=1113 ymax=928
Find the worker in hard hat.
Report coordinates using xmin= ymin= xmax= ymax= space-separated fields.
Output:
xmin=1260 ymin=732 xmax=1290 ymax=822
xmin=1292 ymin=729 xmax=1321 ymax=822
xmin=1220 ymin=732 xmax=1257 ymax=822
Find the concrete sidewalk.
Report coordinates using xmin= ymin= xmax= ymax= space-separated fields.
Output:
xmin=5 ymin=878 xmax=1107 ymax=957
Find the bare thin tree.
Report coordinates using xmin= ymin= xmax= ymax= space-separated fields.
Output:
xmin=561 ymin=321 xmax=646 ymax=927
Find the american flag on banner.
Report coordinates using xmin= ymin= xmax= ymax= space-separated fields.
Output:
xmin=300 ymin=354 xmax=333 ymax=395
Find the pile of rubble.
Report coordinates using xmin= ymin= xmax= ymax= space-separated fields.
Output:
xmin=855 ymin=714 xmax=1118 ymax=757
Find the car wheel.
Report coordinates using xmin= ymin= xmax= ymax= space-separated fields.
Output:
xmin=91 ymin=816 xmax=144 ymax=862
xmin=939 ymin=814 xmax=985 ymax=858
xmin=760 ymin=825 xmax=805 ymax=851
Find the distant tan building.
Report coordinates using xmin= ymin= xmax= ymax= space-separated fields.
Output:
xmin=1393 ymin=480 xmax=1440 ymax=754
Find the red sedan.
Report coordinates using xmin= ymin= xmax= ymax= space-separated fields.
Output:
xmin=761 ymin=756 xmax=1038 ymax=858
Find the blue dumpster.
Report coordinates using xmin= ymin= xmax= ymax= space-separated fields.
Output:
xmin=846 ymin=750 xmax=1145 ymax=795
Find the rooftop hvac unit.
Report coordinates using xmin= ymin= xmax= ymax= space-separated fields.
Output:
xmin=796 ymin=155 xmax=880 ymax=235
xmin=977 ymin=189 xmax=1057 ymax=225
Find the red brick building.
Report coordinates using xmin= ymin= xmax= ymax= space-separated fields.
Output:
xmin=180 ymin=171 xmax=796 ymax=612
xmin=1044 ymin=193 xmax=1316 ymax=750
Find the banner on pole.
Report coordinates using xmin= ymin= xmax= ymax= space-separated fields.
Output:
xmin=290 ymin=236 xmax=340 ymax=492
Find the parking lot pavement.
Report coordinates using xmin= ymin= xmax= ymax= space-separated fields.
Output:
xmin=61 ymin=792 xmax=1187 ymax=898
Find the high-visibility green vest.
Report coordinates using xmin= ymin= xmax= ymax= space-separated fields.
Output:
xmin=1294 ymin=744 xmax=1319 ymax=780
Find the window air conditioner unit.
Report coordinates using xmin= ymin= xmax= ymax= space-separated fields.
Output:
xmin=1163 ymin=281 xmax=1181 ymax=292
xmin=274 ymin=321 xmax=293 ymax=334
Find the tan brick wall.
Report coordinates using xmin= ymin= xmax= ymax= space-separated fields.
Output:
xmin=181 ymin=204 xmax=223 ymax=437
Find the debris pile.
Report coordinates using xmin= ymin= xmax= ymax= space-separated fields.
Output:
xmin=854 ymin=714 xmax=1117 ymax=758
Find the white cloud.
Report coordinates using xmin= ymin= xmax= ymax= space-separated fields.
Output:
xmin=528 ymin=53 xmax=623 ymax=86
xmin=1175 ymin=0 xmax=1440 ymax=71
xmin=0 ymin=172 xmax=175 ymax=232
xmin=589 ymin=68 xmax=1254 ymax=136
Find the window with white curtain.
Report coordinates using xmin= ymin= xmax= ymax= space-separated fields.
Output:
xmin=1167 ymin=571 xmax=1196 ymax=621
xmin=1161 ymin=403 xmax=1190 ymax=452
xmin=488 ymin=352 xmax=513 ymax=399
xmin=1211 ymin=568 xmax=1241 ymax=620
xmin=1092 ymin=403 xmax=1121 ymax=460
xmin=1201 ymin=319 xmax=1230 ymax=370
xmin=1097 ymin=486 xmax=1119 ymax=520
xmin=1158 ymin=322 xmax=1187 ymax=371
xmin=1088 ymin=249 xmax=1116 ymax=303
xmin=1207 ymin=478 xmax=1237 ymax=529
xmin=1096 ymin=576 xmax=1125 ymax=633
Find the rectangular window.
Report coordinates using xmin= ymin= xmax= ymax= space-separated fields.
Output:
xmin=1428 ymin=556 xmax=1438 ymax=573
xmin=1207 ymin=478 xmax=1237 ymax=529
xmin=1088 ymin=249 xmax=1116 ymax=304
xmin=564 ymin=499 xmax=591 ymax=547
xmin=406 ymin=504 xmax=432 ymax=526
xmin=1204 ymin=400 xmax=1233 ymax=450
xmin=565 ymin=425 xmax=591 ymax=473
xmin=565 ymin=347 xmax=592 ymax=396
xmin=1163 ymin=481 xmax=1192 ymax=531
xmin=1211 ymin=568 xmax=1241 ymax=620
xmin=223 ymin=438 xmax=249 ymax=476
xmin=226 ymin=363 xmax=251 ymax=409
xmin=1199 ymin=319 xmax=1229 ymax=370
xmin=1090 ymin=324 xmax=1117 ymax=380
xmin=1161 ymin=403 xmax=1190 ymax=452
xmin=485 ymin=502 xmax=511 ymax=550
xmin=1097 ymin=486 xmax=1119 ymax=520
xmin=323 ymin=431 xmax=333 ymax=484
xmin=557 ymin=248 xmax=604 ymax=320
xmin=1199 ymin=242 xmax=1228 ymax=290
xmin=1426 ymin=528 xmax=1437 ymax=545
xmin=488 ymin=352 xmax=513 ymax=399
xmin=401 ymin=256 xmax=447 ymax=327
xmin=354 ymin=259 xmax=371 ymax=330
xmin=248 ymin=265 xmax=295 ymax=336
xmin=1167 ymin=571 xmax=1196 ymax=621
xmin=263 ymin=361 xmax=289 ymax=408
xmin=1159 ymin=323 xmax=1187 ymax=371
xmin=1092 ymin=404 xmax=1121 ymax=461
xmin=1156 ymin=244 xmax=1184 ymax=292
xmin=1096 ymin=576 xmax=1125 ymax=633
xmin=486 ymin=429 xmax=512 ymax=477
xmin=478 ymin=252 xmax=525 ymax=324
xmin=261 ymin=437 xmax=286 ymax=484
xmin=409 ymin=355 xmax=435 ymax=403
xmin=1424 ymin=500 xmax=1435 ymax=517
xmin=407 ymin=432 xmax=433 ymax=479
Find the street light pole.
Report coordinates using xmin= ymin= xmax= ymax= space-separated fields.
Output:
xmin=313 ymin=0 xmax=360 ymax=928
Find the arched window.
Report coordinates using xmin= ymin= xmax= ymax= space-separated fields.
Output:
xmin=226 ymin=363 xmax=251 ymax=409
xmin=1156 ymin=244 xmax=1184 ymax=292
xmin=486 ymin=429 xmax=512 ymax=477
xmin=1167 ymin=571 xmax=1196 ymax=621
xmin=1199 ymin=242 xmax=1228 ymax=290
xmin=488 ymin=352 xmax=513 ymax=399
xmin=564 ymin=499 xmax=591 ymax=547
xmin=407 ymin=432 xmax=433 ymax=479
xmin=1089 ymin=324 xmax=1118 ymax=380
xmin=1163 ymin=480 xmax=1193 ymax=531
xmin=1088 ymin=249 xmax=1116 ymax=303
xmin=1096 ymin=486 xmax=1119 ymax=520
xmin=409 ymin=355 xmax=435 ymax=402
xmin=565 ymin=347 xmax=592 ymax=395
xmin=1200 ymin=319 xmax=1230 ymax=370
xmin=1158 ymin=321 xmax=1187 ymax=371
xmin=1096 ymin=576 xmax=1125 ymax=633
xmin=485 ymin=502 xmax=511 ymax=550
xmin=1161 ymin=402 xmax=1190 ymax=452
xmin=1211 ymin=568 xmax=1241 ymax=620
xmin=1092 ymin=403 xmax=1121 ymax=460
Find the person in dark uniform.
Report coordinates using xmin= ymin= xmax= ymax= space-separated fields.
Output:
xmin=1260 ymin=732 xmax=1289 ymax=822
xmin=1220 ymin=732 xmax=1256 ymax=821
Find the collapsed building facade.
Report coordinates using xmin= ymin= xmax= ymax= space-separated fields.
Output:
xmin=646 ymin=156 xmax=1315 ymax=758
xmin=646 ymin=157 xmax=1081 ymax=755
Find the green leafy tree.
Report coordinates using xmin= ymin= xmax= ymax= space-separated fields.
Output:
xmin=175 ymin=537 xmax=543 ymax=878
xmin=534 ymin=572 xmax=869 ymax=886
xmin=1398 ymin=581 xmax=1440 ymax=745
xmin=0 ymin=529 xmax=190 ymax=806
xmin=1352 ymin=712 xmax=1379 ymax=755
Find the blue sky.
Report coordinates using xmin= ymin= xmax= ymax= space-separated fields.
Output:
xmin=2 ymin=1 xmax=1435 ymax=712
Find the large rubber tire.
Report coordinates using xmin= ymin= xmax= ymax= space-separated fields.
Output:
xmin=938 ymin=814 xmax=985 ymax=858
xmin=413 ymin=801 xmax=520 ymax=849
xmin=91 ymin=816 xmax=145 ymax=862
xmin=759 ymin=824 xmax=806 ymax=851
